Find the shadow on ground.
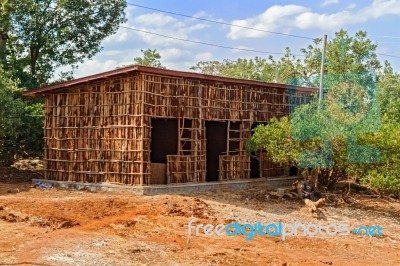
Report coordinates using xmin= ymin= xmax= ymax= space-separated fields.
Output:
xmin=0 ymin=165 xmax=43 ymax=195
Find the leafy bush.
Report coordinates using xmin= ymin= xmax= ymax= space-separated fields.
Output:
xmin=0 ymin=67 xmax=44 ymax=165
xmin=17 ymin=102 xmax=44 ymax=157
xmin=0 ymin=67 xmax=24 ymax=164
xmin=362 ymin=170 xmax=400 ymax=197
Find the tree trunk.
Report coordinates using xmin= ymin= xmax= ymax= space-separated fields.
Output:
xmin=0 ymin=31 xmax=6 ymax=63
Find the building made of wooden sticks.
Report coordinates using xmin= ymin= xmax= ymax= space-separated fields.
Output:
xmin=23 ymin=66 xmax=314 ymax=186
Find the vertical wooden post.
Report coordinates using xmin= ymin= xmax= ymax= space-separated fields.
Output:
xmin=178 ymin=117 xmax=181 ymax=154
xmin=319 ymin=34 xmax=328 ymax=106
xmin=260 ymin=150 xmax=263 ymax=178
xmin=140 ymin=76 xmax=145 ymax=185
xmin=167 ymin=155 xmax=170 ymax=184
xmin=226 ymin=121 xmax=230 ymax=155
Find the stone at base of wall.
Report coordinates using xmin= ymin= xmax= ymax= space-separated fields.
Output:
xmin=32 ymin=176 xmax=302 ymax=196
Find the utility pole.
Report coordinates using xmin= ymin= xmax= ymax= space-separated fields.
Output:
xmin=319 ymin=34 xmax=328 ymax=105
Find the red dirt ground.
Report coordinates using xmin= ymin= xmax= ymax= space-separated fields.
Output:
xmin=0 ymin=167 xmax=399 ymax=265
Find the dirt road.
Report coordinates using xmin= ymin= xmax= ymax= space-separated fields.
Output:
xmin=0 ymin=182 xmax=399 ymax=266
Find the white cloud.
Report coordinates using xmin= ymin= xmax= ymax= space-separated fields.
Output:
xmin=102 ymin=50 xmax=126 ymax=56
xmin=134 ymin=13 xmax=178 ymax=28
xmin=228 ymin=0 xmax=400 ymax=37
xmin=296 ymin=0 xmax=400 ymax=30
xmin=125 ymin=5 xmax=136 ymax=17
xmin=194 ymin=52 xmax=214 ymax=61
xmin=363 ymin=0 xmax=400 ymax=18
xmin=229 ymin=46 xmax=252 ymax=54
xmin=190 ymin=11 xmax=225 ymax=23
xmin=74 ymin=59 xmax=119 ymax=77
xmin=227 ymin=5 xmax=310 ymax=39
xmin=346 ymin=3 xmax=357 ymax=9
xmin=294 ymin=10 xmax=356 ymax=30
xmin=69 ymin=47 xmax=212 ymax=78
xmin=103 ymin=5 xmax=137 ymax=44
xmin=128 ymin=12 xmax=209 ymax=46
xmin=158 ymin=48 xmax=187 ymax=61
xmin=322 ymin=0 xmax=339 ymax=7
xmin=104 ymin=28 xmax=129 ymax=43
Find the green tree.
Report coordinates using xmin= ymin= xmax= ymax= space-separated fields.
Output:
xmin=355 ymin=61 xmax=400 ymax=196
xmin=377 ymin=61 xmax=400 ymax=123
xmin=133 ymin=49 xmax=165 ymax=69
xmin=0 ymin=66 xmax=24 ymax=164
xmin=359 ymin=121 xmax=400 ymax=196
xmin=246 ymin=117 xmax=301 ymax=167
xmin=192 ymin=30 xmax=380 ymax=87
xmin=0 ymin=65 xmax=45 ymax=164
xmin=191 ymin=48 xmax=303 ymax=84
xmin=245 ymin=30 xmax=392 ymax=191
xmin=246 ymin=60 xmax=400 ymax=194
xmin=1 ymin=0 xmax=127 ymax=88
xmin=190 ymin=60 xmax=226 ymax=76
xmin=0 ymin=0 xmax=12 ymax=62
xmin=246 ymin=102 xmax=351 ymax=189
xmin=17 ymin=103 xmax=44 ymax=158
xmin=298 ymin=30 xmax=381 ymax=89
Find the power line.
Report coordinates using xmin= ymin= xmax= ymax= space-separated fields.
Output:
xmin=126 ymin=3 xmax=315 ymax=40
xmin=324 ymin=37 xmax=400 ymax=60
xmin=120 ymin=26 xmax=304 ymax=56
xmin=376 ymin=53 xmax=400 ymax=59
xmin=375 ymin=41 xmax=400 ymax=44
xmin=127 ymin=3 xmax=400 ymax=60
xmin=370 ymin=34 xmax=400 ymax=39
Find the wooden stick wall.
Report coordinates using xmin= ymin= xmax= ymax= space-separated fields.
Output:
xmin=43 ymin=71 xmax=311 ymax=185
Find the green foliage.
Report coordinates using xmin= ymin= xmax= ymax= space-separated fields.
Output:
xmin=0 ymin=66 xmax=24 ymax=164
xmin=357 ymin=113 xmax=400 ymax=195
xmin=133 ymin=49 xmax=166 ymax=69
xmin=1 ymin=0 xmax=127 ymax=88
xmin=0 ymin=66 xmax=45 ymax=164
xmin=247 ymin=68 xmax=400 ymax=192
xmin=243 ymin=30 xmax=398 ymax=192
xmin=192 ymin=30 xmax=380 ymax=88
xmin=17 ymin=102 xmax=44 ymax=157
xmin=191 ymin=48 xmax=304 ymax=84
xmin=246 ymin=117 xmax=301 ymax=166
xmin=0 ymin=0 xmax=12 ymax=62
xmin=246 ymin=103 xmax=350 ymax=188
xmin=0 ymin=0 xmax=127 ymax=164
xmin=378 ymin=61 xmax=400 ymax=123
xmin=324 ymin=30 xmax=380 ymax=75
xmin=364 ymin=171 xmax=400 ymax=196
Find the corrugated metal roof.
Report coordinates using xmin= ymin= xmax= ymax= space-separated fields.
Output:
xmin=22 ymin=65 xmax=316 ymax=96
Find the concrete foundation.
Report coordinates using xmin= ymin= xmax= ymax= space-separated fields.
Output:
xmin=32 ymin=176 xmax=301 ymax=196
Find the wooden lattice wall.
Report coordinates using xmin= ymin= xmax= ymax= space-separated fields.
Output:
xmin=43 ymin=71 xmax=312 ymax=185
xmin=44 ymin=74 xmax=146 ymax=185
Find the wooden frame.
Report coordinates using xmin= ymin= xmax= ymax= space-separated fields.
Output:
xmin=36 ymin=67 xmax=315 ymax=185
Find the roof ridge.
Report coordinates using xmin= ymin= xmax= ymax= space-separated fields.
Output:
xmin=23 ymin=65 xmax=316 ymax=96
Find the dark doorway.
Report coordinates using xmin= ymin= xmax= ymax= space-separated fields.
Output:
xmin=250 ymin=155 xmax=260 ymax=178
xmin=206 ymin=121 xmax=227 ymax=181
xmin=150 ymin=119 xmax=178 ymax=163
xmin=289 ymin=166 xmax=298 ymax=176
xmin=249 ymin=122 xmax=265 ymax=178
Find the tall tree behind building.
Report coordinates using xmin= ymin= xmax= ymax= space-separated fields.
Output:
xmin=0 ymin=0 xmax=127 ymax=88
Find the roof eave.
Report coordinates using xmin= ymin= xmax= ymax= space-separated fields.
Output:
xmin=22 ymin=65 xmax=140 ymax=96
xmin=22 ymin=65 xmax=316 ymax=96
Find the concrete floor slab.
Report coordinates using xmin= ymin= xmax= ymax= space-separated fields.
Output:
xmin=32 ymin=176 xmax=301 ymax=196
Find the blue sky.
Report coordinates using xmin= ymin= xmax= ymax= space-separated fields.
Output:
xmin=67 ymin=0 xmax=400 ymax=78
